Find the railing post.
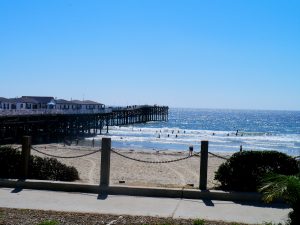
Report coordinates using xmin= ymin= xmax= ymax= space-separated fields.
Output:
xmin=21 ymin=136 xmax=31 ymax=179
xmin=199 ymin=140 xmax=209 ymax=190
xmin=100 ymin=138 xmax=111 ymax=187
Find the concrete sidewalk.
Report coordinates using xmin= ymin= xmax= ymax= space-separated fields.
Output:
xmin=0 ymin=187 xmax=291 ymax=224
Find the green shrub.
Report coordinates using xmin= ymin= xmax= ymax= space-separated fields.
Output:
xmin=193 ymin=219 xmax=205 ymax=225
xmin=0 ymin=147 xmax=22 ymax=178
xmin=0 ymin=146 xmax=79 ymax=181
xmin=215 ymin=151 xmax=299 ymax=192
xmin=37 ymin=220 xmax=59 ymax=225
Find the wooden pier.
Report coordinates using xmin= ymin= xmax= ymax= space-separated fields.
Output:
xmin=0 ymin=105 xmax=168 ymax=144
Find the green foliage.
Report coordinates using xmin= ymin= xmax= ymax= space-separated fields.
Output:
xmin=193 ymin=219 xmax=205 ymax=225
xmin=0 ymin=147 xmax=22 ymax=178
xmin=214 ymin=151 xmax=299 ymax=191
xmin=29 ymin=155 xmax=79 ymax=181
xmin=0 ymin=146 xmax=79 ymax=181
xmin=260 ymin=173 xmax=300 ymax=225
xmin=261 ymin=222 xmax=283 ymax=225
xmin=37 ymin=220 xmax=59 ymax=225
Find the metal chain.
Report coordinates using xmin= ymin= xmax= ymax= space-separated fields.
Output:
xmin=31 ymin=146 xmax=100 ymax=159
xmin=208 ymin=151 xmax=230 ymax=160
xmin=111 ymin=149 xmax=194 ymax=163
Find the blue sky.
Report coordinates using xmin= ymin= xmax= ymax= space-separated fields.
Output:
xmin=0 ymin=0 xmax=299 ymax=110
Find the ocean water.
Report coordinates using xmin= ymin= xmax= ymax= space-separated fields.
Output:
xmin=91 ymin=108 xmax=300 ymax=156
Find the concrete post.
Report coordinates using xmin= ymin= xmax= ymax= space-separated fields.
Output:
xmin=21 ymin=136 xmax=32 ymax=179
xmin=200 ymin=140 xmax=209 ymax=190
xmin=100 ymin=138 xmax=111 ymax=187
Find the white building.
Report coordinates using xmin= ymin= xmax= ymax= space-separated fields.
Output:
xmin=71 ymin=100 xmax=105 ymax=110
xmin=0 ymin=96 xmax=105 ymax=112
xmin=0 ymin=97 xmax=16 ymax=110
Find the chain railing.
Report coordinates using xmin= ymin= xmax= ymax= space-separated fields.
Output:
xmin=31 ymin=146 xmax=100 ymax=159
xmin=12 ymin=146 xmax=22 ymax=151
xmin=208 ymin=152 xmax=230 ymax=160
xmin=111 ymin=148 xmax=195 ymax=164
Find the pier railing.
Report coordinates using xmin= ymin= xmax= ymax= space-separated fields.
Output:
xmin=0 ymin=108 xmax=112 ymax=116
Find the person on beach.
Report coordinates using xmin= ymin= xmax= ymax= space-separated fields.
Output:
xmin=92 ymin=138 xmax=95 ymax=147
xmin=236 ymin=130 xmax=239 ymax=136
xmin=189 ymin=145 xmax=194 ymax=156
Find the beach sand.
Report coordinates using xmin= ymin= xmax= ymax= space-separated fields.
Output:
xmin=30 ymin=144 xmax=231 ymax=189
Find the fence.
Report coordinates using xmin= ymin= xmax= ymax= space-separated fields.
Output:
xmin=0 ymin=108 xmax=112 ymax=116
xmin=17 ymin=136 xmax=231 ymax=190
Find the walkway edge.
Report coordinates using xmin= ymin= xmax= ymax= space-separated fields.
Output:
xmin=0 ymin=179 xmax=262 ymax=202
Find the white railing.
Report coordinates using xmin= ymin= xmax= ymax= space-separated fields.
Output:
xmin=0 ymin=108 xmax=112 ymax=116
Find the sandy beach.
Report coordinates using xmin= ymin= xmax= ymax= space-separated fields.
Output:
xmin=29 ymin=143 xmax=231 ymax=189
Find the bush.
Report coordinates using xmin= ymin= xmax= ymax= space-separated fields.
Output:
xmin=0 ymin=147 xmax=22 ymax=178
xmin=0 ymin=146 xmax=79 ymax=181
xmin=214 ymin=151 xmax=299 ymax=192
xmin=37 ymin=220 xmax=59 ymax=225
xmin=193 ymin=219 xmax=205 ymax=225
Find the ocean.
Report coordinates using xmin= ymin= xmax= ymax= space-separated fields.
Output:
xmin=90 ymin=108 xmax=300 ymax=156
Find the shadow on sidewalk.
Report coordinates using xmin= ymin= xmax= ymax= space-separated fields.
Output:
xmin=11 ymin=179 xmax=25 ymax=193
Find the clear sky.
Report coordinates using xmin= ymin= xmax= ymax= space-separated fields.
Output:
xmin=0 ymin=0 xmax=299 ymax=110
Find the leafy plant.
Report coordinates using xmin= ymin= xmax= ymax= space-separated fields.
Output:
xmin=0 ymin=146 xmax=79 ymax=181
xmin=37 ymin=220 xmax=59 ymax=225
xmin=193 ymin=219 xmax=205 ymax=225
xmin=215 ymin=151 xmax=299 ymax=191
xmin=260 ymin=173 xmax=300 ymax=225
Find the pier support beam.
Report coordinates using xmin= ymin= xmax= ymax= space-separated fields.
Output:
xmin=199 ymin=140 xmax=209 ymax=190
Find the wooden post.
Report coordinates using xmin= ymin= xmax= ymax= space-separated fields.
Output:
xmin=200 ymin=140 xmax=209 ymax=190
xmin=21 ymin=136 xmax=32 ymax=179
xmin=100 ymin=138 xmax=111 ymax=186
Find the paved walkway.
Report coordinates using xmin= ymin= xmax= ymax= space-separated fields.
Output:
xmin=0 ymin=187 xmax=291 ymax=224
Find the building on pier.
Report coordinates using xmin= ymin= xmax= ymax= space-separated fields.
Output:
xmin=0 ymin=96 xmax=105 ymax=111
